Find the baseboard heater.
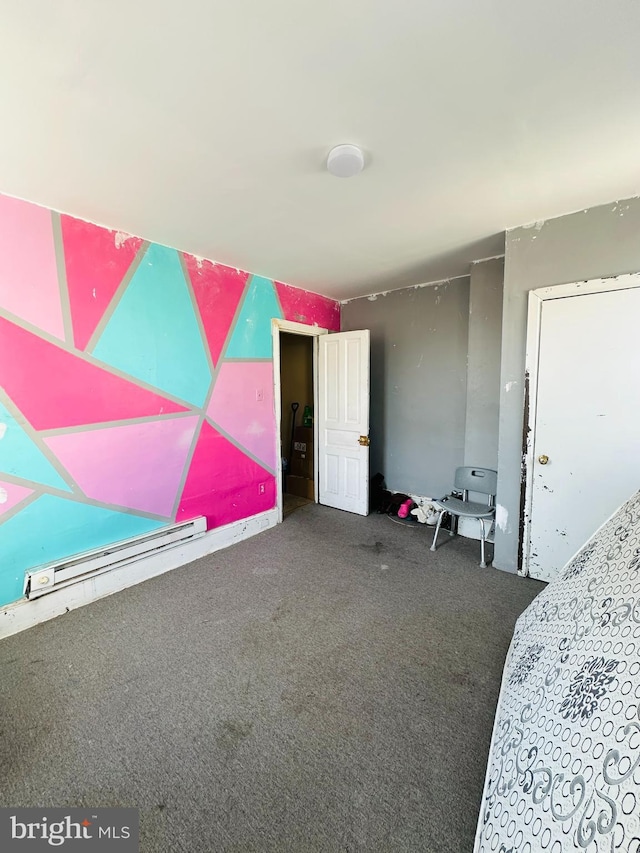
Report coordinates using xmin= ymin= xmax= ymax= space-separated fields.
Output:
xmin=24 ymin=516 xmax=207 ymax=600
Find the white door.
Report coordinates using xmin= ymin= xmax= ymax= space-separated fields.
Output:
xmin=526 ymin=285 xmax=640 ymax=582
xmin=318 ymin=330 xmax=370 ymax=515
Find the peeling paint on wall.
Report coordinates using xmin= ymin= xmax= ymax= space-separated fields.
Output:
xmin=341 ymin=274 xmax=468 ymax=305
xmin=496 ymin=194 xmax=640 ymax=573
xmin=495 ymin=504 xmax=508 ymax=531
xmin=114 ymin=230 xmax=133 ymax=249
xmin=275 ymin=280 xmax=339 ymax=329
xmin=517 ymin=370 xmax=531 ymax=574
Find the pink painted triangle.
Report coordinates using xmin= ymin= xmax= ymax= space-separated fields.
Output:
xmin=61 ymin=215 xmax=143 ymax=351
xmin=207 ymin=361 xmax=276 ymax=470
xmin=43 ymin=416 xmax=200 ymax=517
xmin=182 ymin=255 xmax=249 ymax=366
xmin=0 ymin=194 xmax=65 ymax=340
xmin=274 ymin=280 xmax=340 ymax=331
xmin=0 ymin=479 xmax=35 ymax=518
xmin=0 ymin=315 xmax=189 ymax=430
xmin=177 ymin=421 xmax=276 ymax=529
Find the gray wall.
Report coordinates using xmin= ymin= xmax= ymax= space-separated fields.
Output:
xmin=464 ymin=258 xmax=504 ymax=470
xmin=494 ymin=195 xmax=640 ymax=572
xmin=341 ymin=279 xmax=470 ymax=498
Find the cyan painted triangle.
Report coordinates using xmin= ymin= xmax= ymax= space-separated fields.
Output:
xmin=92 ymin=243 xmax=211 ymax=407
xmin=0 ymin=400 xmax=71 ymax=492
xmin=225 ymin=275 xmax=282 ymax=359
xmin=0 ymin=494 xmax=164 ymax=607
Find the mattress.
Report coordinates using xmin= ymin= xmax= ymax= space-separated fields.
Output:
xmin=474 ymin=490 xmax=640 ymax=853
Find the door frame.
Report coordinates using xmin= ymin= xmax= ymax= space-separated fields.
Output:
xmin=521 ymin=272 xmax=640 ymax=576
xmin=272 ymin=319 xmax=329 ymax=523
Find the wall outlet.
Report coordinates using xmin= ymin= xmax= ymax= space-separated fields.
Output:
xmin=258 ymin=482 xmax=266 ymax=495
xmin=255 ymin=388 xmax=264 ymax=402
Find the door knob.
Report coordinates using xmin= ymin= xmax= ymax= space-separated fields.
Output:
xmin=358 ymin=435 xmax=370 ymax=446
xmin=538 ymin=454 xmax=549 ymax=465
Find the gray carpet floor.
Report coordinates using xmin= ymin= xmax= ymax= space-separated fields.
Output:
xmin=0 ymin=504 xmax=545 ymax=852
xmin=283 ymin=493 xmax=313 ymax=518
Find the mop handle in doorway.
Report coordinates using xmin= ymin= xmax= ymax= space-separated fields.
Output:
xmin=289 ymin=402 xmax=299 ymax=469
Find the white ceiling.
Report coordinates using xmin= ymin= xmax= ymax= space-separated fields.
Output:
xmin=1 ymin=1 xmax=639 ymax=300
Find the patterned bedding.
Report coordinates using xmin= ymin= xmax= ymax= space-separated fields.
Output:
xmin=474 ymin=490 xmax=640 ymax=853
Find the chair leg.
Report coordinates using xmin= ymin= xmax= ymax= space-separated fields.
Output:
xmin=479 ymin=518 xmax=487 ymax=568
xmin=430 ymin=511 xmax=445 ymax=552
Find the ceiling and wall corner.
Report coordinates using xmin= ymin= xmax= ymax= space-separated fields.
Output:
xmin=0 ymin=1 xmax=638 ymax=301
xmin=464 ymin=257 xmax=504 ymax=472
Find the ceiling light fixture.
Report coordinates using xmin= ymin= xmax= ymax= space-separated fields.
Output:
xmin=326 ymin=144 xmax=365 ymax=178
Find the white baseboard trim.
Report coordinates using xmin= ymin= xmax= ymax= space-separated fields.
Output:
xmin=0 ymin=508 xmax=278 ymax=641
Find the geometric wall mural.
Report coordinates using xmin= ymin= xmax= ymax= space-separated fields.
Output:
xmin=226 ymin=274 xmax=284 ymax=359
xmin=91 ymin=244 xmax=212 ymax=407
xmin=182 ymin=253 xmax=249 ymax=367
xmin=0 ymin=193 xmax=340 ymax=608
xmin=0 ymin=195 xmax=66 ymax=342
xmin=207 ymin=362 xmax=277 ymax=471
xmin=0 ymin=479 xmax=34 ymax=519
xmin=60 ymin=214 xmax=144 ymax=351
